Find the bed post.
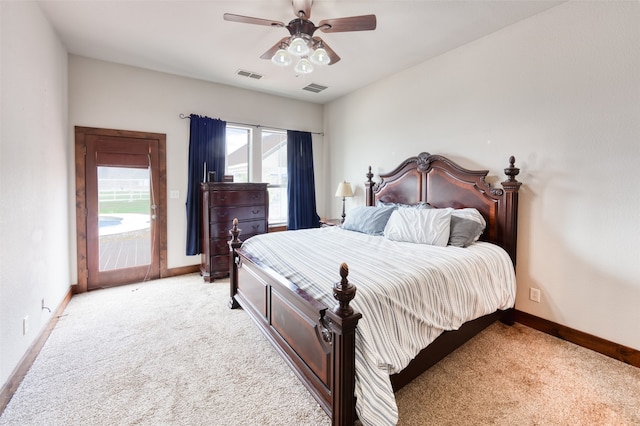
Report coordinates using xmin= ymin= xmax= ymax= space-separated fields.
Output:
xmin=501 ymin=156 xmax=521 ymax=267
xmin=498 ymin=156 xmax=521 ymax=327
xmin=228 ymin=218 xmax=242 ymax=309
xmin=324 ymin=263 xmax=362 ymax=426
xmin=365 ymin=166 xmax=375 ymax=206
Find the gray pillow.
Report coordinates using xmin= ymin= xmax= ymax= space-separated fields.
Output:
xmin=448 ymin=216 xmax=485 ymax=247
xmin=342 ymin=206 xmax=396 ymax=236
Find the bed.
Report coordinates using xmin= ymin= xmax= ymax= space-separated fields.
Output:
xmin=227 ymin=152 xmax=521 ymax=426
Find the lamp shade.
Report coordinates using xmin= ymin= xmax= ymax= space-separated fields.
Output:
xmin=288 ymin=36 xmax=310 ymax=56
xmin=310 ymin=47 xmax=330 ymax=65
xmin=272 ymin=48 xmax=292 ymax=66
xmin=294 ymin=58 xmax=314 ymax=74
xmin=335 ymin=181 xmax=354 ymax=198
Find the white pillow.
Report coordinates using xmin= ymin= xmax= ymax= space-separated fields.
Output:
xmin=383 ymin=208 xmax=453 ymax=246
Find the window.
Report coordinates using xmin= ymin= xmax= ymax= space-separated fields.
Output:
xmin=225 ymin=126 xmax=249 ymax=182
xmin=225 ymin=126 xmax=288 ymax=225
xmin=262 ymin=130 xmax=287 ymax=225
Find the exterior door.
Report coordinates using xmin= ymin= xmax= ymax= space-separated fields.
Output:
xmin=75 ymin=127 xmax=167 ymax=292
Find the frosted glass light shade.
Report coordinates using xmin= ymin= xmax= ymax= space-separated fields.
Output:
xmin=310 ymin=47 xmax=330 ymax=65
xmin=271 ymin=49 xmax=292 ymax=66
xmin=288 ymin=37 xmax=310 ymax=56
xmin=294 ymin=58 xmax=314 ymax=74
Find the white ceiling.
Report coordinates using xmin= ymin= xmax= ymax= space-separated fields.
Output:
xmin=38 ymin=0 xmax=563 ymax=104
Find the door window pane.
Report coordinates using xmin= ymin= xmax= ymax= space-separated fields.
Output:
xmin=97 ymin=166 xmax=151 ymax=271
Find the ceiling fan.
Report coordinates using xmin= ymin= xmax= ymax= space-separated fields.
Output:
xmin=223 ymin=0 xmax=376 ymax=74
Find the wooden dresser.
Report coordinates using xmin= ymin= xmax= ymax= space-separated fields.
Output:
xmin=200 ymin=182 xmax=269 ymax=282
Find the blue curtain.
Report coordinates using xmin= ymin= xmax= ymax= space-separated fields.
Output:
xmin=185 ymin=114 xmax=226 ymax=255
xmin=287 ymin=130 xmax=320 ymax=230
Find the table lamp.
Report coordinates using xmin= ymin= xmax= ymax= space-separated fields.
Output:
xmin=335 ymin=181 xmax=354 ymax=223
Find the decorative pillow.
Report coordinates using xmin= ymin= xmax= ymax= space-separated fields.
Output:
xmin=341 ymin=206 xmax=396 ymax=236
xmin=449 ymin=208 xmax=486 ymax=246
xmin=383 ymin=208 xmax=453 ymax=246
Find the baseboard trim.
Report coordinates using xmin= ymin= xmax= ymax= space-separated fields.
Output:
xmin=163 ymin=264 xmax=200 ymax=278
xmin=514 ymin=310 xmax=639 ymax=368
xmin=0 ymin=288 xmax=73 ymax=414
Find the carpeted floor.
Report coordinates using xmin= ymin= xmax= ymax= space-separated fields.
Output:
xmin=1 ymin=274 xmax=638 ymax=425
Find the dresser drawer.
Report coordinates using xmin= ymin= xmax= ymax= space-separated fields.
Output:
xmin=210 ymin=205 xmax=266 ymax=223
xmin=210 ymin=238 xmax=231 ymax=256
xmin=210 ymin=219 xmax=267 ymax=238
xmin=210 ymin=232 xmax=262 ymax=255
xmin=209 ymin=254 xmax=230 ymax=272
xmin=210 ymin=190 xmax=266 ymax=206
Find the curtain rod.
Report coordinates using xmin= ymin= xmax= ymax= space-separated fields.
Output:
xmin=179 ymin=113 xmax=323 ymax=136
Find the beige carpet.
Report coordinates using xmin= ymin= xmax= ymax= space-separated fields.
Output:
xmin=1 ymin=274 xmax=638 ymax=425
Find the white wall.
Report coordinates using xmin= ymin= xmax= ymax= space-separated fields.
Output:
xmin=0 ymin=2 xmax=70 ymax=386
xmin=68 ymin=56 xmax=325 ymax=279
xmin=324 ymin=1 xmax=640 ymax=350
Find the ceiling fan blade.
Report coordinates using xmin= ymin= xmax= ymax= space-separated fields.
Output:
xmin=318 ymin=15 xmax=377 ymax=33
xmin=292 ymin=0 xmax=312 ymax=19
xmin=312 ymin=37 xmax=340 ymax=65
xmin=260 ymin=37 xmax=291 ymax=60
xmin=223 ymin=13 xmax=284 ymax=28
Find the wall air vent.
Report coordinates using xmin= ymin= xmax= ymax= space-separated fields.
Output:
xmin=236 ymin=69 xmax=263 ymax=80
xmin=302 ymin=83 xmax=328 ymax=93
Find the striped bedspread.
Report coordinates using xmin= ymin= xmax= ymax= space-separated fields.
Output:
xmin=239 ymin=226 xmax=516 ymax=426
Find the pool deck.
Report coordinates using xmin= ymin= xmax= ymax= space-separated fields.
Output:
xmin=99 ymin=214 xmax=151 ymax=271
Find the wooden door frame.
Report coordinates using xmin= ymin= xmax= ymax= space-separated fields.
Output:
xmin=75 ymin=126 xmax=168 ymax=293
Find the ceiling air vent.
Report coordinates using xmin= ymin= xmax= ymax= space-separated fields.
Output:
xmin=236 ymin=69 xmax=263 ymax=80
xmin=302 ymin=83 xmax=328 ymax=93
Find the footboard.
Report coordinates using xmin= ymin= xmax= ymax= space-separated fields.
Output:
xmin=228 ymin=220 xmax=361 ymax=425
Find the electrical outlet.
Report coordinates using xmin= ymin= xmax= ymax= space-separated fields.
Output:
xmin=23 ymin=315 xmax=29 ymax=335
xmin=529 ymin=288 xmax=541 ymax=303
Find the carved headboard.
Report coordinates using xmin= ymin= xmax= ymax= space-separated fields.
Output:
xmin=365 ymin=152 xmax=521 ymax=265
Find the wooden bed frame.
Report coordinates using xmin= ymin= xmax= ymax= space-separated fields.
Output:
xmin=228 ymin=152 xmax=521 ymax=425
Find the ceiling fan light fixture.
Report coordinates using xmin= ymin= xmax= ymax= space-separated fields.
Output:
xmin=288 ymin=36 xmax=310 ymax=56
xmin=310 ymin=47 xmax=330 ymax=65
xmin=294 ymin=57 xmax=314 ymax=74
xmin=272 ymin=48 xmax=292 ymax=66
xmin=224 ymin=4 xmax=376 ymax=75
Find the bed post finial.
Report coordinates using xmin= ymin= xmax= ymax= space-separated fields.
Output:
xmin=333 ymin=263 xmax=356 ymax=316
xmin=229 ymin=218 xmax=243 ymax=246
xmin=504 ymin=156 xmax=520 ymax=183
